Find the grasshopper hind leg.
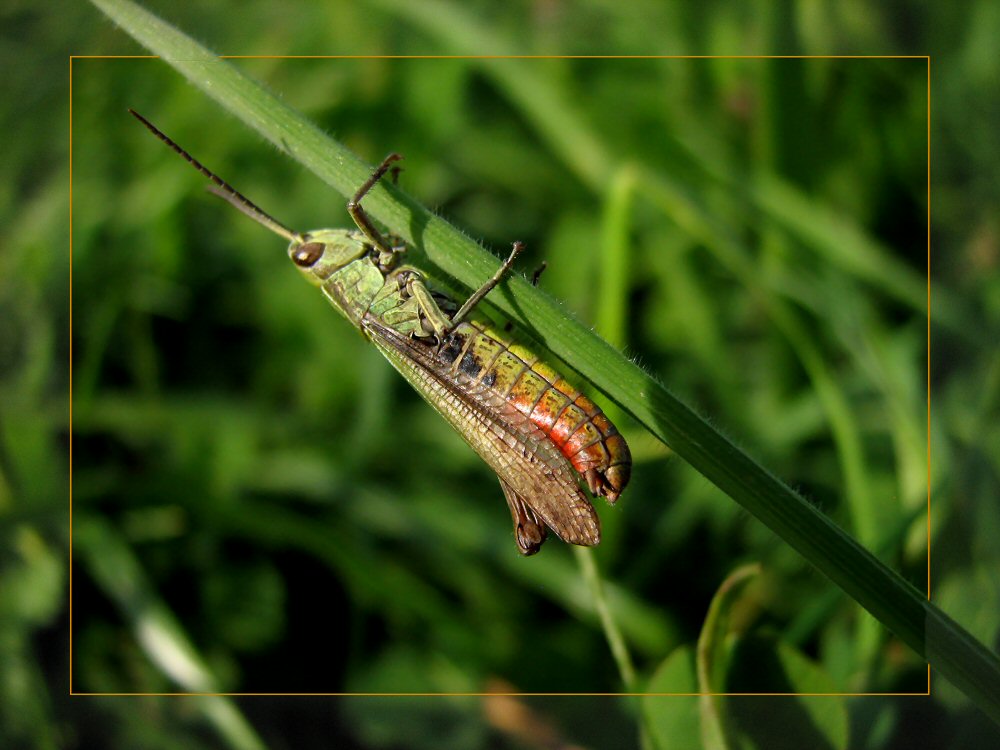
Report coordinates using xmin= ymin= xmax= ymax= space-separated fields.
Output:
xmin=499 ymin=479 xmax=548 ymax=556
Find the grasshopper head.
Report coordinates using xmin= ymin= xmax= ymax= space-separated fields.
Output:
xmin=288 ymin=229 xmax=369 ymax=286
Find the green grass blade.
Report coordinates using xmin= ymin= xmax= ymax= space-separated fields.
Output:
xmin=74 ymin=515 xmax=266 ymax=748
xmin=87 ymin=0 xmax=1000 ymax=723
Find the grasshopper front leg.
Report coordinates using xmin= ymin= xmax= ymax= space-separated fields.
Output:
xmin=348 ymin=153 xmax=408 ymax=269
xmin=347 ymin=153 xmax=403 ymax=258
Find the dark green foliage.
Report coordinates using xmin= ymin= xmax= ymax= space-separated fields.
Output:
xmin=3 ymin=0 xmax=1000 ymax=747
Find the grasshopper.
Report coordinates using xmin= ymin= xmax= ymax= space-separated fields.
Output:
xmin=129 ymin=110 xmax=631 ymax=555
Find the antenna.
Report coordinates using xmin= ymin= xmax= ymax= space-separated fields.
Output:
xmin=128 ymin=109 xmax=301 ymax=244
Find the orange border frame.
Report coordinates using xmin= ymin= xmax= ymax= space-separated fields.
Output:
xmin=68 ymin=54 xmax=933 ymax=698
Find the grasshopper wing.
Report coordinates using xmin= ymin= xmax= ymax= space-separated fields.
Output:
xmin=364 ymin=318 xmax=601 ymax=550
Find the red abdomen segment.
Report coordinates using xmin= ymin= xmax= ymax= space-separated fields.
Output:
xmin=438 ymin=320 xmax=631 ymax=502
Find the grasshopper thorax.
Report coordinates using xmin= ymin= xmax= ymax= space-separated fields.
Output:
xmin=289 ymin=229 xmax=374 ymax=287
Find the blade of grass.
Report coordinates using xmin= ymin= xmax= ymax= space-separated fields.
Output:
xmin=697 ymin=564 xmax=761 ymax=749
xmin=87 ymin=0 xmax=1000 ymax=722
xmin=74 ymin=514 xmax=266 ymax=749
xmin=574 ymin=547 xmax=637 ymax=690
xmin=596 ymin=164 xmax=637 ymax=351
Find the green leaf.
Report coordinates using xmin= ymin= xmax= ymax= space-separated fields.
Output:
xmin=726 ymin=637 xmax=849 ymax=750
xmin=642 ymin=582 xmax=849 ymax=750
xmin=643 ymin=646 xmax=700 ymax=749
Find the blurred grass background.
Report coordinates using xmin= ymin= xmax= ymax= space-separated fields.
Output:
xmin=3 ymin=0 xmax=1000 ymax=747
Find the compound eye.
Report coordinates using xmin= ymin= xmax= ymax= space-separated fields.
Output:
xmin=291 ymin=242 xmax=324 ymax=267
